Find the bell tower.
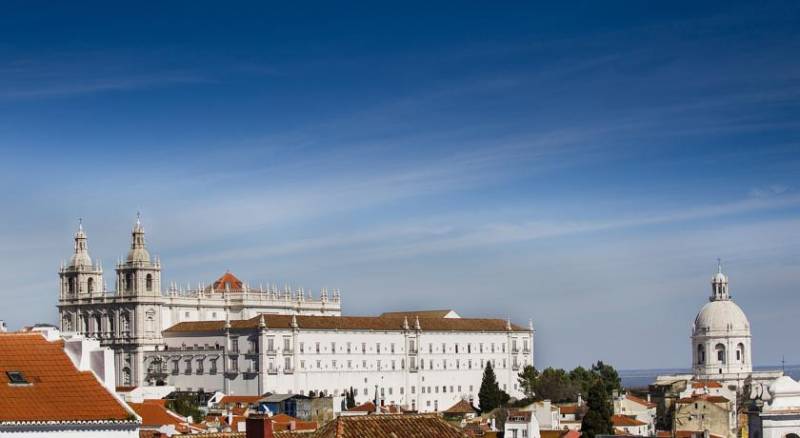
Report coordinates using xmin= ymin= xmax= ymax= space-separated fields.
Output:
xmin=58 ymin=220 xmax=104 ymax=331
xmin=115 ymin=214 xmax=161 ymax=297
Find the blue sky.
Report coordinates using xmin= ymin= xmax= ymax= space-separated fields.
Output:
xmin=0 ymin=1 xmax=798 ymax=370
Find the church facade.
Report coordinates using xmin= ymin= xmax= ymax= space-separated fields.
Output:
xmin=57 ymin=218 xmax=342 ymax=387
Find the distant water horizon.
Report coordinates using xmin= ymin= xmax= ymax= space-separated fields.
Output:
xmin=619 ymin=365 xmax=800 ymax=389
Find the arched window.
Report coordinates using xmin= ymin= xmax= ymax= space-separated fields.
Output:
xmin=716 ymin=343 xmax=726 ymax=363
xmin=125 ymin=273 xmax=134 ymax=293
xmin=93 ymin=314 xmax=102 ymax=335
xmin=737 ymin=343 xmax=745 ymax=363
xmin=68 ymin=277 xmax=76 ymax=294
xmin=146 ymin=274 xmax=153 ymax=292
xmin=122 ymin=367 xmax=132 ymax=386
xmin=62 ymin=315 xmax=73 ymax=332
xmin=87 ymin=277 xmax=94 ymax=294
xmin=121 ymin=313 xmax=130 ymax=335
xmin=785 ymin=433 xmax=800 ymax=438
xmin=697 ymin=344 xmax=705 ymax=364
xmin=107 ymin=314 xmax=115 ymax=336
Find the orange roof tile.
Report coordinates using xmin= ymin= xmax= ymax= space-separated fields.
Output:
xmin=691 ymin=380 xmax=722 ymax=389
xmin=128 ymin=401 xmax=187 ymax=429
xmin=0 ymin=333 xmax=135 ymax=424
xmin=379 ymin=310 xmax=454 ymax=318
xmin=444 ymin=399 xmax=478 ymax=414
xmin=626 ymin=393 xmax=656 ymax=409
xmin=314 ymin=414 xmax=469 ymax=437
xmin=219 ymin=395 xmax=262 ymax=405
xmin=166 ymin=314 xmax=528 ymax=334
xmin=210 ymin=272 xmax=244 ymax=293
xmin=611 ymin=415 xmax=647 ymax=427
xmin=676 ymin=394 xmax=729 ymax=404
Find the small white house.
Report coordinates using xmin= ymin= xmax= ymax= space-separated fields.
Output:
xmin=505 ymin=409 xmax=541 ymax=438
xmin=759 ymin=376 xmax=800 ymax=438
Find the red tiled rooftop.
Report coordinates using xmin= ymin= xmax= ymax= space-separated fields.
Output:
xmin=0 ymin=333 xmax=135 ymax=424
xmin=314 ymin=414 xmax=468 ymax=438
xmin=691 ymin=380 xmax=722 ymax=389
xmin=444 ymin=399 xmax=478 ymax=414
xmin=676 ymin=394 xmax=729 ymax=404
xmin=219 ymin=395 xmax=262 ymax=405
xmin=166 ymin=314 xmax=528 ymax=334
xmin=611 ymin=414 xmax=647 ymax=427
xmin=210 ymin=271 xmax=244 ymax=293
xmin=626 ymin=393 xmax=656 ymax=408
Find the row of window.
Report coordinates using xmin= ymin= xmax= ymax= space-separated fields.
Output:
xmin=231 ymin=339 xmax=531 ymax=355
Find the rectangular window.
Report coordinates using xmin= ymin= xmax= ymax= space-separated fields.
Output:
xmin=196 ymin=359 xmax=204 ymax=375
xmin=316 ymin=342 xmax=320 ymax=353
xmin=267 ymin=338 xmax=274 ymax=352
xmin=347 ymin=342 xmax=352 ymax=353
xmin=300 ymin=342 xmax=304 ymax=353
xmin=209 ymin=358 xmax=217 ymax=375
xmin=391 ymin=343 xmax=395 ymax=353
xmin=362 ymin=342 xmax=366 ymax=354
xmin=376 ymin=343 xmax=381 ymax=353
xmin=331 ymin=342 xmax=336 ymax=354
xmin=283 ymin=337 xmax=291 ymax=352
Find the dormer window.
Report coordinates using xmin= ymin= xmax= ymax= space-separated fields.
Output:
xmin=6 ymin=371 xmax=29 ymax=385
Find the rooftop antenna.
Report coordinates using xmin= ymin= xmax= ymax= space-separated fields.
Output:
xmin=782 ymin=355 xmax=786 ymax=372
xmin=717 ymin=258 xmax=722 ymax=274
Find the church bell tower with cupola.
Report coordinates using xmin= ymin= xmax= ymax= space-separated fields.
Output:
xmin=58 ymin=220 xmax=104 ymax=331
xmin=115 ymin=214 xmax=161 ymax=297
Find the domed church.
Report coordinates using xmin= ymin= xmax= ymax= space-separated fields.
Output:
xmin=656 ymin=263 xmax=782 ymax=395
xmin=691 ymin=266 xmax=752 ymax=377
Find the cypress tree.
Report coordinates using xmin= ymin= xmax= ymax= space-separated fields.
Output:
xmin=478 ymin=361 xmax=501 ymax=412
xmin=580 ymin=378 xmax=613 ymax=438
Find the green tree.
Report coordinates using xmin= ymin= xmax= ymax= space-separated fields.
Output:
xmin=478 ymin=361 xmax=503 ymax=412
xmin=346 ymin=387 xmax=356 ymax=409
xmin=167 ymin=393 xmax=205 ymax=423
xmin=569 ymin=366 xmax=594 ymax=399
xmin=517 ymin=365 xmax=539 ymax=399
xmin=580 ymin=378 xmax=613 ymax=438
xmin=533 ymin=367 xmax=577 ymax=402
xmin=591 ymin=361 xmax=622 ymax=395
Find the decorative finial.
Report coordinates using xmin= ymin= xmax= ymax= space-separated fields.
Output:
xmin=259 ymin=314 xmax=267 ymax=330
xmin=506 ymin=317 xmax=512 ymax=331
xmin=78 ymin=217 xmax=83 ymax=232
xmin=414 ymin=316 xmax=421 ymax=331
xmin=291 ymin=314 xmax=298 ymax=329
xmin=136 ymin=211 xmax=141 ymax=225
xmin=717 ymin=257 xmax=722 ymax=274
xmin=403 ymin=316 xmax=410 ymax=330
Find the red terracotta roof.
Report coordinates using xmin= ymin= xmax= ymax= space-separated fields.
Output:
xmin=444 ymin=399 xmax=478 ymax=414
xmin=166 ymin=314 xmax=528 ymax=334
xmin=128 ymin=400 xmax=200 ymax=433
xmin=626 ymin=393 xmax=657 ymax=409
xmin=507 ymin=410 xmax=533 ymax=422
xmin=348 ymin=401 xmax=377 ymax=412
xmin=611 ymin=415 xmax=647 ymax=427
xmin=271 ymin=413 xmax=318 ymax=432
xmin=0 ymin=333 xmax=135 ymax=424
xmin=219 ymin=395 xmax=262 ymax=405
xmin=314 ymin=414 xmax=469 ymax=438
xmin=379 ymin=310 xmax=454 ymax=318
xmin=211 ymin=272 xmax=244 ymax=293
xmin=658 ymin=431 xmax=725 ymax=438
xmin=691 ymin=380 xmax=722 ymax=389
xmin=676 ymin=394 xmax=729 ymax=404
xmin=559 ymin=404 xmax=581 ymax=414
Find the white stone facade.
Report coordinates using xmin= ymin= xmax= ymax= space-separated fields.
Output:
xmin=142 ymin=313 xmax=534 ymax=413
xmin=57 ymin=218 xmax=342 ymax=387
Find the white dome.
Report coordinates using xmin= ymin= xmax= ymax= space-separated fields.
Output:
xmin=693 ymin=300 xmax=750 ymax=336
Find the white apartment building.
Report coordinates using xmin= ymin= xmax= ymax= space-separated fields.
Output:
xmin=142 ymin=312 xmax=534 ymax=413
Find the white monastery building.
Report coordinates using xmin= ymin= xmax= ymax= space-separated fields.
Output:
xmin=56 ymin=218 xmax=534 ymax=413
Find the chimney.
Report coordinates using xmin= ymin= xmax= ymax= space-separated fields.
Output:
xmin=0 ymin=320 xmax=6 ymax=332
xmin=647 ymin=393 xmax=651 ymax=403
xmin=227 ymin=408 xmax=234 ymax=427
xmin=246 ymin=414 xmax=274 ymax=438
xmin=577 ymin=393 xmax=583 ymax=406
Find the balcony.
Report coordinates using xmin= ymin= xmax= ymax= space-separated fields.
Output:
xmin=283 ymin=348 xmax=294 ymax=355
xmin=284 ymin=367 xmax=294 ymax=374
xmin=268 ymin=367 xmax=278 ymax=375
xmin=408 ymin=347 xmax=418 ymax=355
xmin=512 ymin=347 xmax=520 ymax=354
xmin=512 ymin=362 xmax=520 ymax=371
xmin=266 ymin=348 xmax=278 ymax=356
xmin=523 ymin=347 xmax=531 ymax=354
xmin=409 ymin=365 xmax=419 ymax=373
